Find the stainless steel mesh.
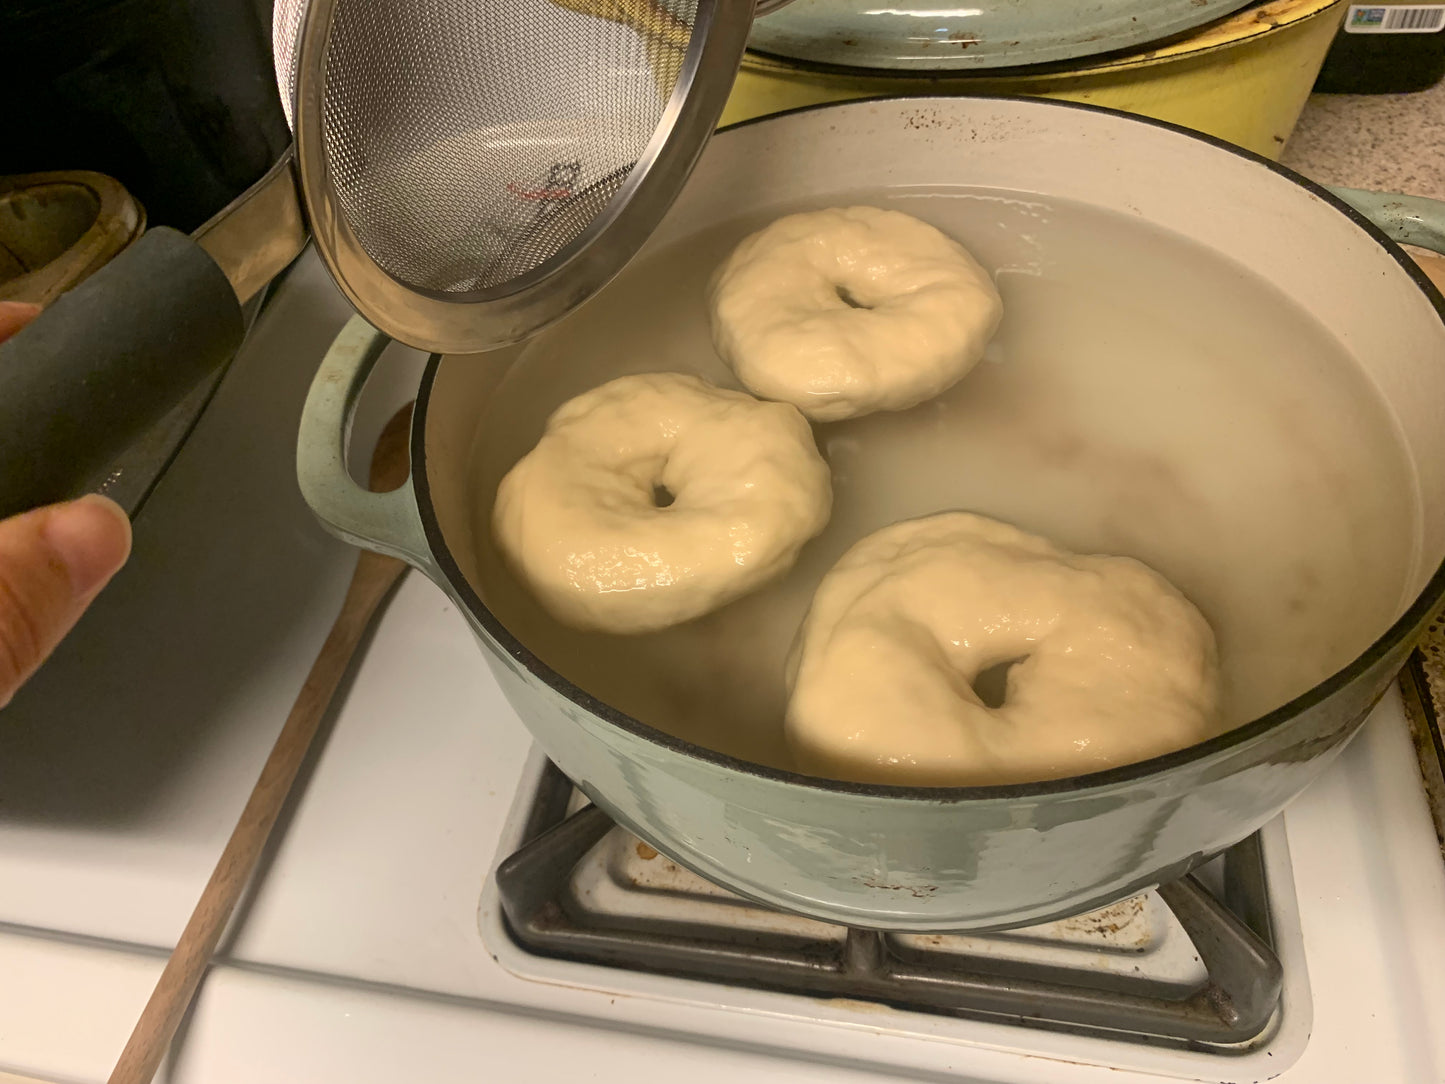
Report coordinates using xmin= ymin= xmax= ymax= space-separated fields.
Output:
xmin=316 ymin=0 xmax=697 ymax=296
xmin=273 ymin=0 xmax=305 ymax=129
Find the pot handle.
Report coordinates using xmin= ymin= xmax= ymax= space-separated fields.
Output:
xmin=1327 ymin=187 xmax=1445 ymax=256
xmin=296 ymin=315 xmax=435 ymax=571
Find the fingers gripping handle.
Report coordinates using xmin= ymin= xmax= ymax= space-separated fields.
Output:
xmin=296 ymin=316 xmax=433 ymax=570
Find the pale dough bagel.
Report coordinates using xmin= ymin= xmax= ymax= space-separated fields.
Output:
xmin=785 ymin=513 xmax=1220 ymax=786
xmin=709 ymin=206 xmax=1004 ymax=422
xmin=493 ymin=373 xmax=833 ymax=634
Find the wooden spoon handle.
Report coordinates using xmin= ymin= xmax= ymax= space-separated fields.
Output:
xmin=107 ymin=549 xmax=406 ymax=1084
xmin=1411 ymin=250 xmax=1445 ymax=293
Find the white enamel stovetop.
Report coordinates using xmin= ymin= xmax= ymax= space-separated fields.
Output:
xmin=1 ymin=252 xmax=1444 ymax=1084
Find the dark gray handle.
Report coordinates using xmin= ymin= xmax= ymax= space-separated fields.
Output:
xmin=0 ymin=227 xmax=244 ymax=519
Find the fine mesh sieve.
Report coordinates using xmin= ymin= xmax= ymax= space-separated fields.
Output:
xmin=274 ymin=0 xmax=755 ymax=353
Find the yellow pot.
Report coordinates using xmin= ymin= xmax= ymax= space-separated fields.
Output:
xmin=722 ymin=0 xmax=1344 ymax=159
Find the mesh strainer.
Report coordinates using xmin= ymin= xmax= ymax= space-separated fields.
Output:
xmin=0 ymin=0 xmax=775 ymax=519
xmin=274 ymin=0 xmax=758 ymax=353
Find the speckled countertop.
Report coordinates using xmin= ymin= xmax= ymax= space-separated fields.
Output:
xmin=1283 ymin=79 xmax=1445 ymax=199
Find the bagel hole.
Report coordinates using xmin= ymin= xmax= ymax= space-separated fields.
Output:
xmin=835 ymin=285 xmax=869 ymax=310
xmin=972 ymin=657 xmax=1026 ymax=709
xmin=651 ymin=482 xmax=676 ymax=509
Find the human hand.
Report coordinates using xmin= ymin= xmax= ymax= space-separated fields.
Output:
xmin=0 ymin=300 xmax=133 ymax=708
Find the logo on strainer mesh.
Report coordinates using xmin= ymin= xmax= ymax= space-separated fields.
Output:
xmin=508 ymin=161 xmax=583 ymax=220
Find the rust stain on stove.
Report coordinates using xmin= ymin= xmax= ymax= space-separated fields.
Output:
xmin=1055 ymin=895 xmax=1147 ymax=942
xmin=818 ymin=995 xmax=899 ymax=1015
xmin=635 ymin=841 xmax=658 ymax=860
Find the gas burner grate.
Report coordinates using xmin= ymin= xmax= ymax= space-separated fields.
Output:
xmin=496 ymin=761 xmax=1284 ymax=1050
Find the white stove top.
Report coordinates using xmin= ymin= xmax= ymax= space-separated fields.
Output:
xmin=2 ymin=251 xmax=1444 ymax=1084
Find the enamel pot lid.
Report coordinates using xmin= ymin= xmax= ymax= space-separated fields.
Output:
xmin=747 ymin=0 xmax=1261 ymax=71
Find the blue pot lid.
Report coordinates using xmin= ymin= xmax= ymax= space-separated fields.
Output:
xmin=747 ymin=0 xmax=1260 ymax=71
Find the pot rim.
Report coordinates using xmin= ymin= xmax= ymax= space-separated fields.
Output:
xmin=412 ymin=93 xmax=1445 ymax=803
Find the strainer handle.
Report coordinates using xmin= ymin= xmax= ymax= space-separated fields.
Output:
xmin=0 ymin=227 xmax=245 ymax=520
xmin=296 ymin=315 xmax=434 ymax=571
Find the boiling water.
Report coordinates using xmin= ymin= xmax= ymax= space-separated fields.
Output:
xmin=467 ymin=189 xmax=1421 ymax=772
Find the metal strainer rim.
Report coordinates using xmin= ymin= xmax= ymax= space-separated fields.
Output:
xmin=291 ymin=0 xmax=753 ymax=354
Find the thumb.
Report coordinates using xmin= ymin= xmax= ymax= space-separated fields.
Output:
xmin=0 ymin=494 xmax=132 ymax=707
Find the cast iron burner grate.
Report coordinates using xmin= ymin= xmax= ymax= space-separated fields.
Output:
xmin=497 ymin=761 xmax=1283 ymax=1050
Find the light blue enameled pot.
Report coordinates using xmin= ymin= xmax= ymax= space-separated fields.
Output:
xmin=297 ymin=97 xmax=1445 ymax=931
